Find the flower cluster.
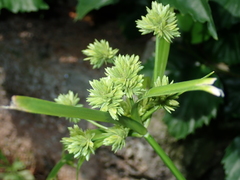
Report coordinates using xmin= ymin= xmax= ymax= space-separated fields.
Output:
xmin=136 ymin=1 xmax=180 ymax=43
xmin=62 ymin=125 xmax=129 ymax=161
xmin=87 ymin=77 xmax=124 ymax=120
xmin=102 ymin=125 xmax=129 ymax=152
xmin=153 ymin=76 xmax=179 ymax=113
xmin=61 ymin=125 xmax=95 ymax=160
xmin=54 ymin=91 xmax=83 ymax=123
xmin=60 ymin=1 xmax=223 ymax=164
xmin=105 ymin=55 xmax=144 ymax=98
xmin=87 ymin=54 xmax=144 ymax=120
xmin=82 ymin=39 xmax=119 ymax=69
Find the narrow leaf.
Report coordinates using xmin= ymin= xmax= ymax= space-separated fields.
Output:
xmin=144 ymin=78 xmax=224 ymax=98
xmin=5 ymin=96 xmax=115 ymax=123
xmin=3 ymin=96 xmax=147 ymax=135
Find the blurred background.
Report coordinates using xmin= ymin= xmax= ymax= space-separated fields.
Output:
xmin=0 ymin=0 xmax=239 ymax=180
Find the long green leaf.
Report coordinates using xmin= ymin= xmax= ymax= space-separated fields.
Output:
xmin=144 ymin=78 xmax=223 ymax=98
xmin=4 ymin=96 xmax=147 ymax=135
xmin=8 ymin=96 xmax=115 ymax=123
xmin=205 ymin=32 xmax=240 ymax=65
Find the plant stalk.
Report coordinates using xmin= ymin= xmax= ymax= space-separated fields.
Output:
xmin=153 ymin=37 xmax=170 ymax=82
xmin=144 ymin=133 xmax=186 ymax=180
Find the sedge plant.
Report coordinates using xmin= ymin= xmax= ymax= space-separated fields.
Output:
xmin=2 ymin=2 xmax=224 ymax=180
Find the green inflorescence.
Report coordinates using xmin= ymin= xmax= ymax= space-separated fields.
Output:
xmin=82 ymin=39 xmax=119 ymax=68
xmin=136 ymin=1 xmax=180 ymax=43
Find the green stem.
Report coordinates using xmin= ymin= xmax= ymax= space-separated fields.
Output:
xmin=141 ymin=106 xmax=160 ymax=122
xmin=153 ymin=37 xmax=170 ymax=82
xmin=46 ymin=153 xmax=74 ymax=180
xmin=144 ymin=133 xmax=186 ymax=180
xmin=76 ymin=157 xmax=85 ymax=180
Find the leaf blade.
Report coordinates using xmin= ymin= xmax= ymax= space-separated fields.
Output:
xmin=144 ymin=78 xmax=223 ymax=98
xmin=7 ymin=96 xmax=115 ymax=123
xmin=3 ymin=96 xmax=147 ymax=135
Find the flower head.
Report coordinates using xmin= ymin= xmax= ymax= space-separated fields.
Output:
xmin=54 ymin=91 xmax=82 ymax=123
xmin=87 ymin=77 xmax=124 ymax=120
xmin=136 ymin=1 xmax=180 ymax=42
xmin=105 ymin=54 xmax=144 ymax=98
xmin=154 ymin=75 xmax=173 ymax=87
xmin=154 ymin=76 xmax=179 ymax=113
xmin=103 ymin=125 xmax=129 ymax=153
xmin=82 ymin=39 xmax=119 ymax=68
xmin=61 ymin=125 xmax=95 ymax=161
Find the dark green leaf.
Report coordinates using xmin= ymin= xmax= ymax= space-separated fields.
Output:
xmin=0 ymin=0 xmax=49 ymax=13
xmin=210 ymin=1 xmax=240 ymax=29
xmin=165 ymin=53 xmax=223 ymax=139
xmin=162 ymin=0 xmax=218 ymax=40
xmin=222 ymin=136 xmax=240 ymax=180
xmin=177 ymin=14 xmax=194 ymax=32
xmin=177 ymin=14 xmax=211 ymax=44
xmin=76 ymin=0 xmax=119 ymax=19
xmin=204 ymin=32 xmax=240 ymax=65
xmin=222 ymin=76 xmax=240 ymax=118
xmin=163 ymin=91 xmax=221 ymax=139
xmin=211 ymin=0 xmax=240 ymax=18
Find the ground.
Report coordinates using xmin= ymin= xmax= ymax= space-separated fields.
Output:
xmin=0 ymin=10 xmax=178 ymax=180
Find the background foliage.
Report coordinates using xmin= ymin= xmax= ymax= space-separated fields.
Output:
xmin=0 ymin=0 xmax=240 ymax=179
xmin=0 ymin=0 xmax=48 ymax=13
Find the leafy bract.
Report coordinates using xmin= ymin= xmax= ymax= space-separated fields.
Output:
xmin=76 ymin=0 xmax=119 ymax=19
xmin=144 ymin=77 xmax=223 ymax=98
xmin=3 ymin=96 xmax=147 ymax=135
xmin=161 ymin=0 xmax=218 ymax=40
xmin=222 ymin=136 xmax=240 ymax=180
xmin=0 ymin=0 xmax=49 ymax=13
